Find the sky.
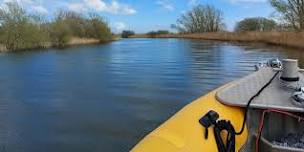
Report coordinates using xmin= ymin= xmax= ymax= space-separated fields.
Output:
xmin=0 ymin=0 xmax=275 ymax=33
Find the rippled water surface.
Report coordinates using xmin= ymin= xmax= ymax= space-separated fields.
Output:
xmin=1 ymin=38 xmax=304 ymax=152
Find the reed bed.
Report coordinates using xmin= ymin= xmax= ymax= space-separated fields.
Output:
xmin=0 ymin=37 xmax=104 ymax=52
xmin=133 ymin=32 xmax=304 ymax=49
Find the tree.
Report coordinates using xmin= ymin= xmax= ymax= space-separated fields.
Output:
xmin=54 ymin=10 xmax=87 ymax=38
xmin=270 ymin=0 xmax=304 ymax=31
xmin=156 ymin=30 xmax=170 ymax=34
xmin=0 ymin=3 xmax=113 ymax=51
xmin=87 ymin=13 xmax=112 ymax=42
xmin=49 ymin=20 xmax=72 ymax=47
xmin=0 ymin=2 xmax=49 ymax=50
xmin=235 ymin=17 xmax=277 ymax=32
xmin=146 ymin=30 xmax=170 ymax=37
xmin=49 ymin=11 xmax=112 ymax=46
xmin=121 ymin=30 xmax=135 ymax=38
xmin=174 ymin=4 xmax=225 ymax=33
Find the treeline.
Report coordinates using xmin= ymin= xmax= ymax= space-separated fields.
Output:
xmin=121 ymin=30 xmax=170 ymax=38
xmin=121 ymin=30 xmax=135 ymax=38
xmin=172 ymin=0 xmax=304 ymax=33
xmin=235 ymin=17 xmax=277 ymax=32
xmin=146 ymin=30 xmax=170 ymax=37
xmin=0 ymin=2 xmax=112 ymax=51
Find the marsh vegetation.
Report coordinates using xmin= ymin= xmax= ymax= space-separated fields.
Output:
xmin=132 ymin=1 xmax=304 ymax=49
xmin=0 ymin=2 xmax=112 ymax=51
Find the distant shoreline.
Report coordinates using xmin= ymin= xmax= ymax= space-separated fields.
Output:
xmin=130 ymin=32 xmax=304 ymax=49
xmin=0 ymin=37 xmax=119 ymax=52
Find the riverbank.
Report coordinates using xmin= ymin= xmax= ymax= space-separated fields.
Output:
xmin=0 ymin=37 xmax=119 ymax=52
xmin=131 ymin=32 xmax=304 ymax=49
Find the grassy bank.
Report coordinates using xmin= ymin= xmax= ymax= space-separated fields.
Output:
xmin=0 ymin=37 xmax=117 ymax=52
xmin=131 ymin=32 xmax=304 ymax=49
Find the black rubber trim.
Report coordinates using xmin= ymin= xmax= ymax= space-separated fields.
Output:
xmin=280 ymin=77 xmax=299 ymax=82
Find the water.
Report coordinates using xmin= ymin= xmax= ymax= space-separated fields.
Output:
xmin=0 ymin=38 xmax=303 ymax=152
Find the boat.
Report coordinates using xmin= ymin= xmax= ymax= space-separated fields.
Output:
xmin=131 ymin=59 xmax=304 ymax=152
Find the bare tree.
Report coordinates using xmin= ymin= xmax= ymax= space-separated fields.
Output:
xmin=270 ymin=0 xmax=304 ymax=31
xmin=174 ymin=4 xmax=225 ymax=33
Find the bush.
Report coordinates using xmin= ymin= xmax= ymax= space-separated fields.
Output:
xmin=235 ymin=17 xmax=277 ymax=32
xmin=146 ymin=30 xmax=170 ymax=37
xmin=121 ymin=30 xmax=135 ymax=38
xmin=49 ymin=20 xmax=72 ymax=47
xmin=87 ymin=14 xmax=112 ymax=42
xmin=0 ymin=3 xmax=113 ymax=51
xmin=50 ymin=11 xmax=112 ymax=46
xmin=0 ymin=2 xmax=50 ymax=50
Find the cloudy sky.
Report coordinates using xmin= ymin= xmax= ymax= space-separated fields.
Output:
xmin=1 ymin=0 xmax=274 ymax=33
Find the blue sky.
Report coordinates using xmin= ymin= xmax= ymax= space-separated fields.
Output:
xmin=1 ymin=0 xmax=274 ymax=33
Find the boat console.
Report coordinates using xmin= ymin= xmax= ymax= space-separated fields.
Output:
xmin=216 ymin=59 xmax=304 ymax=152
xmin=216 ymin=67 xmax=304 ymax=112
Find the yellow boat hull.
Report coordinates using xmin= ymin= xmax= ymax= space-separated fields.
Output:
xmin=131 ymin=89 xmax=248 ymax=152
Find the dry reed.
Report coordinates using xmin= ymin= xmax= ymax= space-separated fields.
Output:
xmin=132 ymin=32 xmax=304 ymax=49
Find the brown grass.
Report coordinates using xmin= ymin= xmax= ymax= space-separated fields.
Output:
xmin=67 ymin=37 xmax=100 ymax=45
xmin=0 ymin=45 xmax=7 ymax=52
xmin=132 ymin=32 xmax=304 ymax=49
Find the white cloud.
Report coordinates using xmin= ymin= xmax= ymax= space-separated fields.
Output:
xmin=31 ymin=5 xmax=48 ymax=14
xmin=114 ymin=22 xmax=126 ymax=32
xmin=69 ymin=0 xmax=136 ymax=15
xmin=157 ymin=0 xmax=174 ymax=11
xmin=104 ymin=1 xmax=136 ymax=15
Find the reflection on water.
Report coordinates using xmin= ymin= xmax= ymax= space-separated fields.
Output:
xmin=0 ymin=38 xmax=303 ymax=151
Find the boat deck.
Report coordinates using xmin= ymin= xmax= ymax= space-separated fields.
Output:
xmin=216 ymin=68 xmax=304 ymax=112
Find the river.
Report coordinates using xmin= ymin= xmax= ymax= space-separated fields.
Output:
xmin=0 ymin=38 xmax=303 ymax=152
